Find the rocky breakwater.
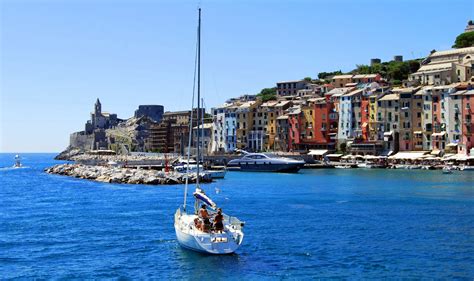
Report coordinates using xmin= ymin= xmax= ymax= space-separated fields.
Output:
xmin=45 ymin=164 xmax=212 ymax=185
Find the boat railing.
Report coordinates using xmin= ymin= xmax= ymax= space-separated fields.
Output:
xmin=174 ymin=208 xmax=181 ymax=223
xmin=224 ymin=214 xmax=245 ymax=231
xmin=204 ymin=209 xmax=244 ymax=231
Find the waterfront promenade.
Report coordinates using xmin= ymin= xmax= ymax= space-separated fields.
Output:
xmin=1 ymin=153 xmax=473 ymax=279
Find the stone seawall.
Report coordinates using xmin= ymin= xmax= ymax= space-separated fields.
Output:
xmin=45 ymin=164 xmax=212 ymax=185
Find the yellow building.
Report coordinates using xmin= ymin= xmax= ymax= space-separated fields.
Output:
xmin=301 ymin=102 xmax=315 ymax=141
xmin=368 ymin=93 xmax=379 ymax=140
xmin=331 ymin=75 xmax=354 ymax=88
xmin=236 ymin=100 xmax=261 ymax=150
xmin=261 ymin=101 xmax=278 ymax=150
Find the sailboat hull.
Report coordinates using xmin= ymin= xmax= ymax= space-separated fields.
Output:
xmin=174 ymin=210 xmax=243 ymax=255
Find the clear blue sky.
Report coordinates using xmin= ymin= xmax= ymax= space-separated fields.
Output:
xmin=1 ymin=0 xmax=472 ymax=152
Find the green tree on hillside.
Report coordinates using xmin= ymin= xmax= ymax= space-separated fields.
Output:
xmin=318 ymin=70 xmax=342 ymax=80
xmin=257 ymin=87 xmax=277 ymax=102
xmin=453 ymin=31 xmax=474 ymax=48
xmin=353 ymin=59 xmax=420 ymax=83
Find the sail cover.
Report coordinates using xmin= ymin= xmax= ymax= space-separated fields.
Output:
xmin=193 ymin=189 xmax=217 ymax=209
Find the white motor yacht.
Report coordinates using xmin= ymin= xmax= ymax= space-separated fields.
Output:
xmin=227 ymin=152 xmax=305 ymax=173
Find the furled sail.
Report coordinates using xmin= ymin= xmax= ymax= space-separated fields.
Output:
xmin=193 ymin=188 xmax=217 ymax=209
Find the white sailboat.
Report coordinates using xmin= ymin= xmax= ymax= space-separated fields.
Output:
xmin=174 ymin=8 xmax=244 ymax=254
xmin=13 ymin=154 xmax=22 ymax=168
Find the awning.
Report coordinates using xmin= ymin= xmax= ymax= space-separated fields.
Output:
xmin=384 ymin=131 xmax=393 ymax=136
xmin=446 ymin=143 xmax=458 ymax=147
xmin=424 ymin=156 xmax=440 ymax=160
xmin=362 ymin=122 xmax=368 ymax=128
xmin=389 ymin=151 xmax=429 ymax=160
xmin=432 ymin=132 xmax=446 ymax=137
xmin=430 ymin=150 xmax=441 ymax=156
xmin=414 ymin=131 xmax=423 ymax=135
xmin=381 ymin=150 xmax=394 ymax=156
xmin=308 ymin=149 xmax=329 ymax=156
xmin=364 ymin=155 xmax=378 ymax=159
xmin=193 ymin=188 xmax=217 ymax=209
xmin=442 ymin=153 xmax=455 ymax=159
xmin=446 ymin=154 xmax=468 ymax=161
xmin=326 ymin=154 xmax=343 ymax=158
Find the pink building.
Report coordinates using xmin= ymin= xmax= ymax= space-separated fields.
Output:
xmin=460 ymin=89 xmax=474 ymax=155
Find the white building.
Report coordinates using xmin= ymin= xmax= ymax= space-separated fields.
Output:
xmin=192 ymin=123 xmax=213 ymax=156
xmin=211 ymin=106 xmax=227 ymax=153
xmin=337 ymin=90 xmax=354 ymax=143
xmin=410 ymin=47 xmax=474 ymax=85
xmin=420 ymin=87 xmax=433 ymax=150
xmin=442 ymin=86 xmax=463 ymax=151
xmin=225 ymin=107 xmax=238 ymax=152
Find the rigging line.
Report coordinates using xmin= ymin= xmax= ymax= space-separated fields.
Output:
xmin=196 ymin=8 xmax=201 ymax=187
xmin=183 ymin=14 xmax=200 ymax=212
xmin=201 ymin=97 xmax=205 ymax=164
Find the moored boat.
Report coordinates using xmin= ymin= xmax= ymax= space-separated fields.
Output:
xmin=442 ymin=166 xmax=453 ymax=174
xmin=174 ymin=160 xmax=226 ymax=179
xmin=460 ymin=165 xmax=474 ymax=171
xmin=226 ymin=152 xmax=305 ymax=173
xmin=335 ymin=165 xmax=351 ymax=169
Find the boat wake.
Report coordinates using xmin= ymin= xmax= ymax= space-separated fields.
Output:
xmin=0 ymin=166 xmax=29 ymax=171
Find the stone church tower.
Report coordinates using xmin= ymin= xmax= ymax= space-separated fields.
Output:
xmin=94 ymin=98 xmax=102 ymax=116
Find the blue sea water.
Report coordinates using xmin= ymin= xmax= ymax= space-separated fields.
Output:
xmin=0 ymin=153 xmax=473 ymax=279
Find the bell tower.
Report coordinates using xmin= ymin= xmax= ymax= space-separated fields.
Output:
xmin=94 ymin=98 xmax=102 ymax=115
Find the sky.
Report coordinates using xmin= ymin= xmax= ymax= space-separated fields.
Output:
xmin=1 ymin=0 xmax=473 ymax=152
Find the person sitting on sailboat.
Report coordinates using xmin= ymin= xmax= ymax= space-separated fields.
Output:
xmin=198 ymin=204 xmax=211 ymax=232
xmin=213 ymin=208 xmax=224 ymax=233
xmin=193 ymin=218 xmax=203 ymax=232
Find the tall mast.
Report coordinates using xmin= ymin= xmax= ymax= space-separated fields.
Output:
xmin=196 ymin=8 xmax=201 ymax=186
